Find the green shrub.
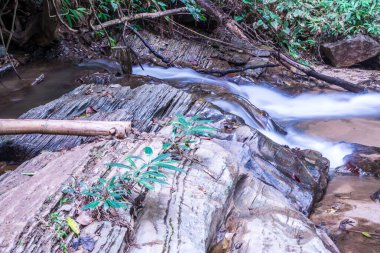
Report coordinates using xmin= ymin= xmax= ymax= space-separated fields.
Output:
xmin=234 ymin=0 xmax=380 ymax=58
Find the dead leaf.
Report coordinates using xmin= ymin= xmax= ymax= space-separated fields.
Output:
xmin=80 ymin=235 xmax=95 ymax=251
xmin=85 ymin=106 xmax=97 ymax=115
xmin=76 ymin=211 xmax=94 ymax=226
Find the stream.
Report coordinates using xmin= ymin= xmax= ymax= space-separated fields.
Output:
xmin=1 ymin=61 xmax=379 ymax=252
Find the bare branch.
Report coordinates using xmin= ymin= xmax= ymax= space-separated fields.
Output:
xmin=91 ymin=7 xmax=188 ymax=31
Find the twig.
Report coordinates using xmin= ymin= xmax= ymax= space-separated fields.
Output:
xmin=6 ymin=0 xmax=18 ymax=50
xmin=127 ymin=25 xmax=171 ymax=65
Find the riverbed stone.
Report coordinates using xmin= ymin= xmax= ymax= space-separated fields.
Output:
xmin=321 ymin=35 xmax=380 ymax=67
xmin=234 ymin=126 xmax=330 ymax=214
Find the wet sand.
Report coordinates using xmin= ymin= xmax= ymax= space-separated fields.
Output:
xmin=311 ymin=175 xmax=380 ymax=253
xmin=301 ymin=118 xmax=380 ymax=252
xmin=298 ymin=118 xmax=380 ymax=147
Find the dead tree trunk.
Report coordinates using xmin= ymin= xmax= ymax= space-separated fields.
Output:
xmin=0 ymin=119 xmax=131 ymax=138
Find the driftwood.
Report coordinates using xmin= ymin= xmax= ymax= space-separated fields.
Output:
xmin=197 ymin=64 xmax=279 ymax=76
xmin=91 ymin=7 xmax=188 ymax=31
xmin=0 ymin=119 xmax=131 ymax=138
xmin=31 ymin=73 xmax=45 ymax=86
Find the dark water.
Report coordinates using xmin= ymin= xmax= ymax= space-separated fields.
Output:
xmin=0 ymin=60 xmax=99 ymax=118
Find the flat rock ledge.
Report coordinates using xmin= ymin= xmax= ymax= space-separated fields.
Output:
xmin=0 ymin=81 xmax=334 ymax=252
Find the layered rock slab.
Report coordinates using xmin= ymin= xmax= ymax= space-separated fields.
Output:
xmin=0 ymin=81 xmax=333 ymax=252
xmin=0 ymin=136 xmax=335 ymax=252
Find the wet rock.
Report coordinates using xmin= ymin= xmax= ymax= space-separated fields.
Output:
xmin=209 ymin=175 xmax=337 ymax=253
xmin=0 ymin=82 xmax=195 ymax=162
xmin=217 ymin=51 xmax=251 ymax=66
xmin=0 ymin=79 xmax=335 ymax=252
xmin=370 ymin=188 xmax=380 ymax=201
xmin=321 ymin=35 xmax=380 ymax=67
xmin=125 ymin=31 xmax=270 ymax=72
xmin=338 ymin=144 xmax=380 ymax=177
xmin=244 ymin=57 xmax=270 ymax=78
xmin=0 ymin=134 xmax=334 ymax=252
xmin=234 ymin=126 xmax=329 ymax=214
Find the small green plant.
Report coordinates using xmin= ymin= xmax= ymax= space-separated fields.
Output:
xmin=234 ymin=0 xmax=380 ymax=58
xmin=81 ymin=176 xmax=129 ymax=210
xmin=163 ymin=114 xmax=217 ymax=152
xmin=61 ymin=0 xmax=88 ymax=28
xmin=46 ymin=211 xmax=69 ymax=252
xmin=80 ymin=146 xmax=183 ymax=211
xmin=116 ymin=146 xmax=184 ymax=190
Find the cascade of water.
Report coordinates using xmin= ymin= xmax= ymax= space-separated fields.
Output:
xmin=132 ymin=65 xmax=380 ymax=168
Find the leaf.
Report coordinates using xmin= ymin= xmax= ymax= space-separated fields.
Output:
xmin=144 ymin=146 xmax=153 ymax=155
xmin=141 ymin=177 xmax=169 ymax=185
xmin=105 ymin=162 xmax=133 ymax=170
xmin=98 ymin=178 xmax=106 ymax=185
xmin=162 ymin=142 xmax=172 ymax=150
xmin=138 ymin=180 xmax=155 ymax=190
xmin=361 ymin=232 xmax=372 ymax=238
xmin=21 ymin=172 xmax=35 ymax=176
xmin=106 ymin=199 xmax=128 ymax=209
xmin=80 ymin=235 xmax=95 ymax=251
xmin=155 ymin=162 xmax=185 ymax=172
xmin=66 ymin=217 xmax=80 ymax=235
xmin=143 ymin=171 xmax=167 ymax=178
xmin=151 ymin=153 xmax=171 ymax=163
xmin=76 ymin=211 xmax=94 ymax=226
xmin=82 ymin=200 xmax=101 ymax=210
xmin=125 ymin=157 xmax=138 ymax=168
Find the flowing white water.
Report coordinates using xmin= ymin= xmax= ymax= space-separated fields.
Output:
xmin=133 ymin=65 xmax=380 ymax=168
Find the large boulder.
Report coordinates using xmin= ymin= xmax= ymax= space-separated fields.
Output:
xmin=321 ymin=35 xmax=380 ymax=67
xmin=0 ymin=80 xmax=333 ymax=251
xmin=0 ymin=135 xmax=336 ymax=252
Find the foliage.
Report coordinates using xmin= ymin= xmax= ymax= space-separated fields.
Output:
xmin=233 ymin=0 xmax=380 ymax=58
xmin=59 ymin=0 xmax=205 ymax=29
xmin=61 ymin=0 xmax=88 ymax=28
xmin=61 ymin=114 xmax=215 ymax=216
xmin=47 ymin=211 xmax=69 ymax=252
xmin=163 ymin=113 xmax=217 ymax=152
xmin=175 ymin=0 xmax=206 ymax=21
xmin=80 ymin=176 xmax=130 ymax=210
xmin=79 ymin=146 xmax=183 ymax=211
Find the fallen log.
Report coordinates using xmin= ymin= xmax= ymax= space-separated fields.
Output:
xmin=0 ymin=119 xmax=131 ymax=138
